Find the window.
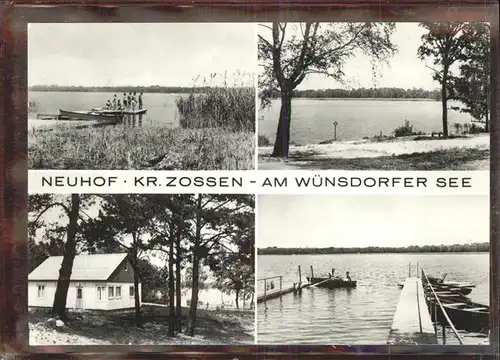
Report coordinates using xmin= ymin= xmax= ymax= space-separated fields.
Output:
xmin=108 ymin=286 xmax=114 ymax=299
xmin=77 ymin=288 xmax=82 ymax=299
xmin=129 ymin=285 xmax=135 ymax=297
xmin=97 ymin=286 xmax=105 ymax=300
xmin=37 ymin=285 xmax=45 ymax=299
xmin=115 ymin=286 xmax=122 ymax=298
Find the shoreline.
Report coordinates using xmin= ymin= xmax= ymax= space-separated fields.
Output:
xmin=258 ymin=133 xmax=489 ymax=170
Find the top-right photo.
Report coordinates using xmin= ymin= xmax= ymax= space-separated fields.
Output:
xmin=258 ymin=22 xmax=490 ymax=170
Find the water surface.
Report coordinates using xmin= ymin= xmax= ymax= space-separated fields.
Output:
xmin=259 ymin=99 xmax=472 ymax=145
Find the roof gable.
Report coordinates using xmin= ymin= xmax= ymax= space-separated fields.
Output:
xmin=28 ymin=253 xmax=128 ymax=281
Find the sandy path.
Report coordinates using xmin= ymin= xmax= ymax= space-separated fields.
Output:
xmin=260 ymin=134 xmax=489 ymax=159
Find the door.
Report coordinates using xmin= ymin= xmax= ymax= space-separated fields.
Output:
xmin=75 ymin=286 xmax=83 ymax=310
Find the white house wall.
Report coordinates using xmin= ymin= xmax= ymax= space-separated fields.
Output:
xmin=28 ymin=281 xmax=142 ymax=311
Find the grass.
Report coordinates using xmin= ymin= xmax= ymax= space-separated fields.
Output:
xmin=28 ymin=125 xmax=254 ymax=170
xmin=29 ymin=305 xmax=254 ymax=345
xmin=277 ymin=147 xmax=490 ymax=170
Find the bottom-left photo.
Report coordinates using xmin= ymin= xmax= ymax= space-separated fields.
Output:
xmin=28 ymin=193 xmax=255 ymax=346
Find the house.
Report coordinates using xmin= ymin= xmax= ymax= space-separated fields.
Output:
xmin=28 ymin=253 xmax=141 ymax=311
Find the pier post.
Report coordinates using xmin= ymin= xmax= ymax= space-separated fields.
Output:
xmin=298 ymin=265 xmax=301 ymax=283
xmin=408 ymin=263 xmax=411 ymax=277
xmin=433 ymin=301 xmax=437 ymax=333
xmin=310 ymin=265 xmax=314 ymax=281
xmin=263 ymin=279 xmax=267 ymax=309
xmin=417 ymin=263 xmax=419 ymax=278
xmin=279 ymin=276 xmax=283 ymax=298
xmin=442 ymin=325 xmax=446 ymax=344
xmin=333 ymin=121 xmax=338 ymax=141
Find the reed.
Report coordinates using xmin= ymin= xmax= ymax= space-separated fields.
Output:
xmin=175 ymin=73 xmax=255 ymax=133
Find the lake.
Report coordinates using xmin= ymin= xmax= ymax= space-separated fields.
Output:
xmin=257 ymin=253 xmax=489 ymax=345
xmin=28 ymin=91 xmax=184 ymax=129
xmin=258 ymin=99 xmax=472 ymax=145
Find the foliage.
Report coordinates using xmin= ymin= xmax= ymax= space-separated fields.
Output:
xmin=258 ymin=135 xmax=271 ymax=147
xmin=273 ymin=87 xmax=441 ymax=100
xmin=417 ymin=22 xmax=488 ymax=137
xmin=175 ymin=73 xmax=255 ymax=133
xmin=259 ymin=242 xmax=490 ymax=255
xmin=448 ymin=22 xmax=490 ymax=130
xmin=393 ymin=119 xmax=415 ymax=137
xmin=259 ymin=22 xmax=397 ymax=157
xmin=28 ymin=237 xmax=65 ymax=273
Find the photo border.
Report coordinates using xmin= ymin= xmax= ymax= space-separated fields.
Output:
xmin=1 ymin=0 xmax=499 ymax=358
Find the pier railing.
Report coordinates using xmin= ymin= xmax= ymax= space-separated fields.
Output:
xmin=421 ymin=268 xmax=463 ymax=345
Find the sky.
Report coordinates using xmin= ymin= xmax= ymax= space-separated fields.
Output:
xmin=259 ymin=22 xmax=446 ymax=91
xmin=257 ymin=195 xmax=489 ymax=248
xmin=28 ymin=23 xmax=256 ymax=87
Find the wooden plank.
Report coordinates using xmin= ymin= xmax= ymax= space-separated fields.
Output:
xmin=388 ymin=277 xmax=437 ymax=345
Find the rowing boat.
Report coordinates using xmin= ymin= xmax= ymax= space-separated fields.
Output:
xmin=306 ymin=276 xmax=357 ymax=289
xmin=59 ymin=109 xmax=123 ymax=122
xmin=429 ymin=299 xmax=489 ymax=333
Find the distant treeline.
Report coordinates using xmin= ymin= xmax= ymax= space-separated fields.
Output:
xmin=258 ymin=242 xmax=489 ymax=255
xmin=28 ymin=85 xmax=246 ymax=93
xmin=265 ymin=87 xmax=441 ymax=100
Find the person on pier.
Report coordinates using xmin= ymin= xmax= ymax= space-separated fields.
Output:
xmin=138 ymin=92 xmax=143 ymax=110
xmin=123 ymin=93 xmax=128 ymax=109
xmin=104 ymin=100 xmax=112 ymax=110
xmin=112 ymin=95 xmax=117 ymax=109
xmin=346 ymin=271 xmax=352 ymax=282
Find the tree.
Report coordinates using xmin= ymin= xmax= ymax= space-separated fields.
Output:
xmin=417 ymin=22 xmax=468 ymax=138
xmin=84 ymin=195 xmax=155 ymax=327
xmin=185 ymin=194 xmax=254 ymax=336
xmin=259 ymin=22 xmax=397 ymax=157
xmin=28 ymin=194 xmax=93 ymax=321
xmin=448 ymin=22 xmax=490 ymax=131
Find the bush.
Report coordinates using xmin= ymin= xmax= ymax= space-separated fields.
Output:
xmin=393 ymin=119 xmax=414 ymax=137
xmin=258 ymin=135 xmax=271 ymax=146
xmin=175 ymin=73 xmax=255 ymax=133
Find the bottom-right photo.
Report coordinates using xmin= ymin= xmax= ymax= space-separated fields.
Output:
xmin=256 ymin=194 xmax=489 ymax=345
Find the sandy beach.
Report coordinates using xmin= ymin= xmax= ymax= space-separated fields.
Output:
xmin=259 ymin=134 xmax=489 ymax=170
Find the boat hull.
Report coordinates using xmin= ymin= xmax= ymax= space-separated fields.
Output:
xmin=59 ymin=109 xmax=123 ymax=122
xmin=307 ymin=276 xmax=357 ymax=289
xmin=428 ymin=300 xmax=489 ymax=333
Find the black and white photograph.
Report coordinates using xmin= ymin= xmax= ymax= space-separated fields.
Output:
xmin=257 ymin=195 xmax=489 ymax=345
xmin=258 ymin=22 xmax=490 ymax=170
xmin=28 ymin=23 xmax=256 ymax=170
xmin=28 ymin=194 xmax=255 ymax=345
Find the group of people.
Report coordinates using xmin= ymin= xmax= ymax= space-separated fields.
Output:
xmin=329 ymin=268 xmax=352 ymax=282
xmin=103 ymin=92 xmax=143 ymax=111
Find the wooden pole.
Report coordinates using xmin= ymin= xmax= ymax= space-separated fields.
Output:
xmin=264 ymin=279 xmax=267 ymax=308
xmin=298 ymin=265 xmax=301 ymax=283
xmin=417 ymin=263 xmax=419 ymax=278
xmin=310 ymin=265 xmax=314 ymax=281
xmin=442 ymin=325 xmax=446 ymax=344
xmin=279 ymin=276 xmax=283 ymax=298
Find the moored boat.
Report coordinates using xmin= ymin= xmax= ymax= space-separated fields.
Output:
xmin=59 ymin=109 xmax=123 ymax=122
xmin=425 ymin=283 xmax=475 ymax=295
xmin=306 ymin=276 xmax=357 ymax=289
xmin=429 ymin=300 xmax=489 ymax=333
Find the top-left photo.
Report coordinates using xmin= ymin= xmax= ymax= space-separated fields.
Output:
xmin=28 ymin=23 xmax=256 ymax=170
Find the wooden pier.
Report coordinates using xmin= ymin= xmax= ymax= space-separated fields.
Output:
xmin=257 ymin=265 xmax=312 ymax=304
xmin=388 ymin=277 xmax=438 ymax=345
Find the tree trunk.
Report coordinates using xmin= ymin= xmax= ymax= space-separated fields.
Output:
xmin=235 ymin=289 xmax=240 ymax=309
xmin=52 ymin=194 xmax=80 ymax=321
xmin=175 ymin=228 xmax=182 ymax=333
xmin=187 ymin=251 xmax=200 ymax=336
xmin=187 ymin=194 xmax=203 ymax=336
xmin=251 ymin=292 xmax=254 ymax=309
xmin=441 ymin=69 xmax=449 ymax=138
xmin=130 ymin=239 xmax=142 ymax=327
xmin=168 ymin=233 xmax=175 ymax=336
xmin=271 ymin=89 xmax=293 ymax=158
